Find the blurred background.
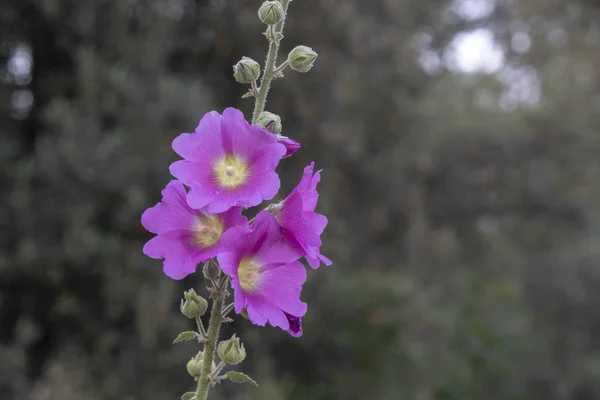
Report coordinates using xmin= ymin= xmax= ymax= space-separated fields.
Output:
xmin=1 ymin=0 xmax=600 ymax=399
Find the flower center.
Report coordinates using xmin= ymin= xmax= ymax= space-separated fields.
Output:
xmin=238 ymin=258 xmax=262 ymax=293
xmin=213 ymin=154 xmax=249 ymax=189
xmin=193 ymin=215 xmax=224 ymax=248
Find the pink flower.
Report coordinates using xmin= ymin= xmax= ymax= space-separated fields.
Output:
xmin=170 ymin=108 xmax=287 ymax=214
xmin=274 ymin=162 xmax=332 ymax=269
xmin=142 ymin=181 xmax=247 ymax=279
xmin=218 ymin=211 xmax=307 ymax=335
xmin=277 ymin=135 xmax=300 ymax=157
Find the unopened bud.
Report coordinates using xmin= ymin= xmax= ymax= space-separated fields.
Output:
xmin=217 ymin=334 xmax=247 ymax=365
xmin=202 ymin=261 xmax=220 ymax=281
xmin=288 ymin=45 xmax=317 ymax=73
xmin=180 ymin=289 xmax=208 ymax=319
xmin=186 ymin=351 xmax=216 ymax=378
xmin=277 ymin=135 xmax=300 ymax=157
xmin=258 ymin=1 xmax=284 ymax=26
xmin=256 ymin=111 xmax=282 ymax=135
xmin=233 ymin=57 xmax=261 ymax=84
xmin=266 ymin=202 xmax=283 ymax=215
xmin=186 ymin=353 xmax=203 ymax=378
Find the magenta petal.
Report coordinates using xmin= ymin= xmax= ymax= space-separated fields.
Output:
xmin=259 ymin=261 xmax=307 ymax=316
xmin=296 ymin=162 xmax=321 ymax=212
xmin=304 ymin=211 xmax=328 ymax=236
xmin=143 ymin=234 xmax=199 ymax=279
xmin=141 ymin=181 xmax=195 ymax=234
xmin=246 ymin=296 xmax=289 ymax=330
xmin=285 ymin=313 xmax=303 ymax=337
xmin=253 ymin=211 xmax=303 ymax=264
xmin=277 ymin=136 xmax=301 ymax=158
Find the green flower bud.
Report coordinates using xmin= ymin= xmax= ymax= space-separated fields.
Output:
xmin=202 ymin=261 xmax=220 ymax=281
xmin=288 ymin=45 xmax=318 ymax=73
xmin=217 ymin=334 xmax=247 ymax=365
xmin=186 ymin=356 xmax=203 ymax=378
xmin=256 ymin=111 xmax=282 ymax=135
xmin=186 ymin=351 xmax=216 ymax=378
xmin=180 ymin=289 xmax=208 ymax=319
xmin=233 ymin=57 xmax=261 ymax=84
xmin=266 ymin=202 xmax=283 ymax=215
xmin=258 ymin=1 xmax=284 ymax=26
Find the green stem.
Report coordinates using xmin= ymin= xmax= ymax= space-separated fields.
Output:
xmin=195 ymin=316 xmax=207 ymax=339
xmin=272 ymin=60 xmax=289 ymax=75
xmin=211 ymin=361 xmax=227 ymax=378
xmin=195 ymin=295 xmax=224 ymax=400
xmin=251 ymin=0 xmax=291 ymax=124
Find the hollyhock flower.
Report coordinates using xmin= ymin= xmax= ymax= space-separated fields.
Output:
xmin=273 ymin=162 xmax=332 ymax=269
xmin=169 ymin=108 xmax=287 ymax=214
xmin=217 ymin=211 xmax=307 ymax=335
xmin=277 ymin=135 xmax=301 ymax=157
xmin=142 ymin=180 xmax=247 ymax=279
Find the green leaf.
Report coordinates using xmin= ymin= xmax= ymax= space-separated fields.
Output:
xmin=181 ymin=392 xmax=195 ymax=400
xmin=241 ymin=92 xmax=254 ymax=99
xmin=173 ymin=331 xmax=198 ymax=344
xmin=223 ymin=371 xmax=258 ymax=386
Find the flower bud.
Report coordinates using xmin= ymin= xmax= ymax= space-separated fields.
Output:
xmin=186 ymin=355 xmax=203 ymax=378
xmin=233 ymin=57 xmax=261 ymax=84
xmin=217 ymin=334 xmax=247 ymax=365
xmin=202 ymin=261 xmax=220 ymax=281
xmin=186 ymin=351 xmax=216 ymax=378
xmin=258 ymin=1 xmax=284 ymax=26
xmin=288 ymin=45 xmax=318 ymax=73
xmin=256 ymin=111 xmax=282 ymax=135
xmin=277 ymin=135 xmax=300 ymax=157
xmin=180 ymin=289 xmax=208 ymax=319
xmin=266 ymin=202 xmax=283 ymax=215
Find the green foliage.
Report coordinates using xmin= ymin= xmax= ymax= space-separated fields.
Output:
xmin=222 ymin=371 xmax=258 ymax=387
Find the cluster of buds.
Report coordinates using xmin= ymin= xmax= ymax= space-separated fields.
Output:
xmin=231 ymin=1 xmax=319 ymax=138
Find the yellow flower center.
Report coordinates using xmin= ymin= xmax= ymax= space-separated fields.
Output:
xmin=213 ymin=154 xmax=249 ymax=189
xmin=238 ymin=258 xmax=262 ymax=292
xmin=193 ymin=215 xmax=224 ymax=248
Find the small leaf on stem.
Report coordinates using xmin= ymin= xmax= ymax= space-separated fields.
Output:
xmin=181 ymin=391 xmax=196 ymax=400
xmin=173 ymin=331 xmax=200 ymax=344
xmin=223 ymin=371 xmax=258 ymax=386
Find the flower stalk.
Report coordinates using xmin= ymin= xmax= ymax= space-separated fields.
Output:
xmin=142 ymin=1 xmax=328 ymax=398
xmin=252 ymin=0 xmax=291 ymax=124
xmin=194 ymin=283 xmax=224 ymax=400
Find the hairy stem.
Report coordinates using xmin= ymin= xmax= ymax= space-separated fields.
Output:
xmin=251 ymin=0 xmax=291 ymax=124
xmin=195 ymin=295 xmax=224 ymax=400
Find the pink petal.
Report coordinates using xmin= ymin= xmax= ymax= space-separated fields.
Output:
xmin=246 ymin=295 xmax=289 ymax=330
xmin=141 ymin=181 xmax=195 ymax=234
xmin=259 ymin=261 xmax=307 ymax=316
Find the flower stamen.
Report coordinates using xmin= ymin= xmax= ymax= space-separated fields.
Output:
xmin=213 ymin=154 xmax=249 ymax=189
xmin=238 ymin=258 xmax=262 ymax=293
xmin=194 ymin=215 xmax=224 ymax=248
